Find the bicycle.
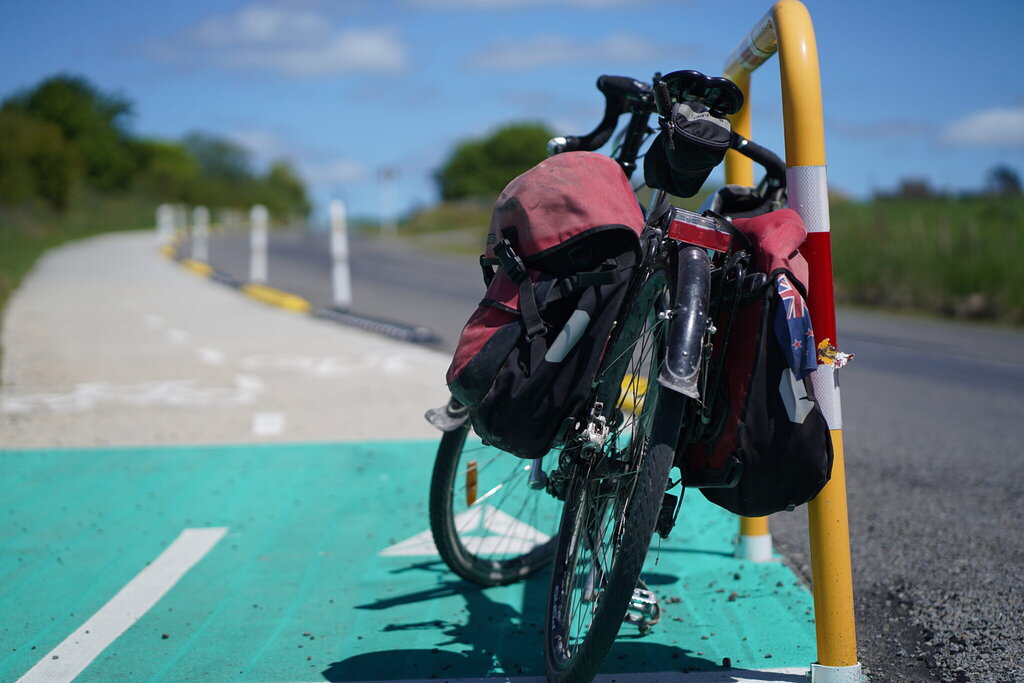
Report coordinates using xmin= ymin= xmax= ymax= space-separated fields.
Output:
xmin=426 ymin=69 xmax=788 ymax=682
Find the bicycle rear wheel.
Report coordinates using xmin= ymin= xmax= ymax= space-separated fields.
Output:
xmin=429 ymin=423 xmax=561 ymax=586
xmin=545 ymin=265 xmax=687 ymax=682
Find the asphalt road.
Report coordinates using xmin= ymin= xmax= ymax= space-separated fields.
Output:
xmin=193 ymin=229 xmax=1024 ymax=682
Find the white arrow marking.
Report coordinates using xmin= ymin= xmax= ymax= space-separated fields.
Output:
xmin=379 ymin=505 xmax=551 ymax=557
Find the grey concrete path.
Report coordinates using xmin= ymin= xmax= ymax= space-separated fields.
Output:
xmin=0 ymin=231 xmax=452 ymax=449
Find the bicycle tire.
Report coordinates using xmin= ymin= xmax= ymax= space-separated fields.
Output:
xmin=544 ymin=264 xmax=688 ymax=682
xmin=429 ymin=423 xmax=561 ymax=586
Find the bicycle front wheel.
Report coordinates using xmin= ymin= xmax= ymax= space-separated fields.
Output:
xmin=429 ymin=423 xmax=561 ymax=586
xmin=545 ymin=265 xmax=687 ymax=682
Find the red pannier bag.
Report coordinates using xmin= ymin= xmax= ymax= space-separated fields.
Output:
xmin=684 ymin=208 xmax=834 ymax=516
xmin=446 ymin=152 xmax=644 ymax=459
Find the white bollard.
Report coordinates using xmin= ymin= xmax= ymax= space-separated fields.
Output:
xmin=174 ymin=204 xmax=188 ymax=239
xmin=250 ymin=205 xmax=269 ymax=284
xmin=156 ymin=204 xmax=174 ymax=247
xmin=191 ymin=206 xmax=210 ymax=262
xmin=329 ymin=199 xmax=353 ymax=310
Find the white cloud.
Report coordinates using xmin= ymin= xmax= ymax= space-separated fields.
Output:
xmin=223 ymin=28 xmax=407 ymax=76
xmin=941 ymin=106 xmax=1024 ymax=147
xmin=152 ymin=4 xmax=408 ymax=77
xmin=470 ymin=32 xmax=689 ymax=70
xmin=193 ymin=5 xmax=332 ymax=46
xmin=227 ymin=128 xmax=366 ymax=185
xmin=302 ymin=158 xmax=367 ymax=184
xmin=229 ymin=129 xmax=294 ymax=161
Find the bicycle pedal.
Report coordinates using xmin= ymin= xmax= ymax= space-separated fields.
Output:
xmin=623 ymin=585 xmax=661 ymax=635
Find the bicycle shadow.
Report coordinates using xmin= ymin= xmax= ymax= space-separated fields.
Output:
xmin=322 ymin=564 xmax=719 ymax=681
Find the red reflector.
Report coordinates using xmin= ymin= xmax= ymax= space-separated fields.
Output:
xmin=668 ymin=215 xmax=732 ymax=252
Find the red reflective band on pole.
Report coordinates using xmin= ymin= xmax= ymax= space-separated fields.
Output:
xmin=801 ymin=231 xmax=837 ymax=346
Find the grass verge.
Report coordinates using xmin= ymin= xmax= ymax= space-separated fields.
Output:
xmin=0 ymin=193 xmax=154 ymax=376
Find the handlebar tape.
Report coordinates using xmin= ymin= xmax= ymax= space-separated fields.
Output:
xmin=566 ymin=76 xmax=654 ymax=153
xmin=596 ymin=75 xmax=653 ymax=103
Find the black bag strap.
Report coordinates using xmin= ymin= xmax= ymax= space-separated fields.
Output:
xmin=495 ymin=239 xmax=546 ymax=340
xmin=482 ymin=243 xmax=635 ymax=341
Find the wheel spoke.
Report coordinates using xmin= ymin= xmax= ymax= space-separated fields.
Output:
xmin=431 ymin=427 xmax=561 ymax=586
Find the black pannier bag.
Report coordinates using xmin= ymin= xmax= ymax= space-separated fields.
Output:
xmin=644 ymin=100 xmax=732 ymax=198
xmin=683 ymin=208 xmax=834 ymax=517
xmin=445 ymin=152 xmax=644 ymax=459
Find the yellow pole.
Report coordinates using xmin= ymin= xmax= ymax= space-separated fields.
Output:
xmin=808 ymin=431 xmax=858 ymax=666
xmin=725 ymin=72 xmax=755 ymax=187
xmin=724 ymin=1 xmax=860 ymax=676
xmin=770 ymin=1 xmax=857 ymax=669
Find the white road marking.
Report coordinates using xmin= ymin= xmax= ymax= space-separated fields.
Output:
xmin=15 ymin=527 xmax=227 ymax=683
xmin=196 ymin=347 xmax=226 ymax=366
xmin=252 ymin=411 xmax=286 ymax=436
xmin=1 ymin=375 xmax=265 ymax=414
xmin=166 ymin=329 xmax=190 ymax=344
xmin=240 ymin=350 xmax=438 ymax=378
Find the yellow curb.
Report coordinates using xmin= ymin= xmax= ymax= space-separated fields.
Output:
xmin=181 ymin=258 xmax=213 ymax=277
xmin=241 ymin=283 xmax=312 ymax=313
xmin=158 ymin=244 xmax=177 ymax=259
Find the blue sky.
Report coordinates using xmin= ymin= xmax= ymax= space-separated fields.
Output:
xmin=2 ymin=0 xmax=1022 ymax=222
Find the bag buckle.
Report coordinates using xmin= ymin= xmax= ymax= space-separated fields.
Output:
xmin=495 ymin=239 xmax=528 ymax=284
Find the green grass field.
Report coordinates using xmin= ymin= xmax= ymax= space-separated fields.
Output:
xmin=830 ymin=196 xmax=1024 ymax=323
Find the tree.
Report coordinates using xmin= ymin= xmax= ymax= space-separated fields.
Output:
xmin=3 ymin=74 xmax=136 ymax=191
xmin=0 ymin=109 xmax=81 ymax=209
xmin=987 ymin=164 xmax=1022 ymax=195
xmin=435 ymin=122 xmax=553 ymax=200
xmin=182 ymin=133 xmax=254 ymax=184
xmin=134 ymin=138 xmax=202 ymax=201
xmin=264 ymin=160 xmax=311 ymax=218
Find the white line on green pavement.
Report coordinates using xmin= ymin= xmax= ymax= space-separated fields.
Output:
xmin=15 ymin=527 xmax=227 ymax=683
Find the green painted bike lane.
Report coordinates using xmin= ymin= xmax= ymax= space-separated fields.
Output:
xmin=1 ymin=440 xmax=816 ymax=682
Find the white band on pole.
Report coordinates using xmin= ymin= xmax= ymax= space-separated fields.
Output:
xmin=810 ymin=662 xmax=864 ymax=683
xmin=191 ymin=206 xmax=210 ymax=262
xmin=736 ymin=533 xmax=774 ymax=562
xmin=250 ymin=205 xmax=269 ymax=284
xmin=330 ymin=199 xmax=353 ymax=310
xmin=786 ymin=165 xmax=831 ymax=234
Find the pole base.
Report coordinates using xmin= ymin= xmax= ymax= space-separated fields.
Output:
xmin=735 ymin=533 xmax=773 ymax=562
xmin=810 ymin=662 xmax=863 ymax=683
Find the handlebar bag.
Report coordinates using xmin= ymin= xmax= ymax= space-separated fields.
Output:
xmin=445 ymin=152 xmax=644 ymax=459
xmin=644 ymin=100 xmax=732 ymax=198
xmin=682 ymin=209 xmax=834 ymax=517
